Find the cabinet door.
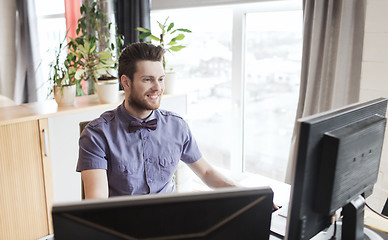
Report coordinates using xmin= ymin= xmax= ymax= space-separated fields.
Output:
xmin=0 ymin=120 xmax=52 ymax=239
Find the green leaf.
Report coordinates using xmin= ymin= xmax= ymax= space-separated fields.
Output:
xmin=138 ymin=32 xmax=152 ymax=39
xmin=78 ymin=45 xmax=87 ymax=55
xmin=158 ymin=21 xmax=165 ymax=32
xmin=167 ymin=22 xmax=174 ymax=32
xmin=169 ymin=45 xmax=186 ymax=52
xmin=167 ymin=40 xmax=177 ymax=46
xmin=176 ymin=28 xmax=192 ymax=33
xmin=104 ymin=59 xmax=116 ymax=66
xmin=163 ymin=16 xmax=169 ymax=26
xmin=96 ymin=68 xmax=108 ymax=75
xmin=136 ymin=27 xmax=150 ymax=33
xmin=89 ymin=43 xmax=96 ymax=54
xmin=171 ymin=34 xmax=185 ymax=42
xmin=97 ymin=51 xmax=112 ymax=60
xmin=84 ymin=41 xmax=90 ymax=50
xmin=149 ymin=34 xmax=160 ymax=42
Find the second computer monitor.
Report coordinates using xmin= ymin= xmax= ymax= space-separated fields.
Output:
xmin=285 ymin=98 xmax=387 ymax=240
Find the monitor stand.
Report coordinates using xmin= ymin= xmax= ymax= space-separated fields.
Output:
xmin=312 ymin=196 xmax=383 ymax=240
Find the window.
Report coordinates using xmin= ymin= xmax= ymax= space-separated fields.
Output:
xmin=244 ymin=10 xmax=302 ymax=180
xmin=35 ymin=0 xmax=67 ymax=100
xmin=152 ymin=0 xmax=303 ymax=182
xmin=151 ymin=6 xmax=234 ymax=169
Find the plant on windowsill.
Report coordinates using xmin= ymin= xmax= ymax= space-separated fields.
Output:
xmin=67 ymin=37 xmax=118 ymax=103
xmin=67 ymin=1 xmax=124 ymax=103
xmin=136 ymin=16 xmax=192 ymax=94
xmin=48 ymin=35 xmax=78 ymax=107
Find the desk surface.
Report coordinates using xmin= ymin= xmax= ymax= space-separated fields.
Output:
xmin=364 ymin=207 xmax=388 ymax=234
xmin=0 ymin=92 xmax=184 ymax=126
xmin=220 ymin=170 xmax=388 ymax=237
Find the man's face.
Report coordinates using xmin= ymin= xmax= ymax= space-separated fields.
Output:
xmin=126 ymin=60 xmax=165 ymax=113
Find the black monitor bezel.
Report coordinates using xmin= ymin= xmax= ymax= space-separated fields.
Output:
xmin=52 ymin=186 xmax=274 ymax=240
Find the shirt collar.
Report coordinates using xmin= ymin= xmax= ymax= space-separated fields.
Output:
xmin=118 ymin=101 xmax=157 ymax=123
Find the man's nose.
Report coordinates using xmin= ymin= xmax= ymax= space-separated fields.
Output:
xmin=152 ymin=80 xmax=164 ymax=91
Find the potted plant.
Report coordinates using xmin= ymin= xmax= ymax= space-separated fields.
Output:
xmin=68 ymin=37 xmax=119 ymax=103
xmin=48 ymin=36 xmax=77 ymax=107
xmin=67 ymin=1 xmax=123 ymax=103
xmin=136 ymin=17 xmax=192 ymax=94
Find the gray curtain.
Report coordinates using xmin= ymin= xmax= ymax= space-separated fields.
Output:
xmin=0 ymin=1 xmax=16 ymax=101
xmin=285 ymin=0 xmax=367 ymax=183
xmin=114 ymin=0 xmax=151 ymax=48
xmin=13 ymin=0 xmax=42 ymax=104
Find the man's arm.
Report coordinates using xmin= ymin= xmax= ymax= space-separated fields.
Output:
xmin=81 ymin=169 xmax=109 ymax=199
xmin=187 ymin=157 xmax=236 ymax=189
xmin=188 ymin=157 xmax=279 ymax=210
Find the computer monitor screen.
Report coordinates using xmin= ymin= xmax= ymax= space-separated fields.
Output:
xmin=285 ymin=98 xmax=387 ymax=240
xmin=52 ymin=187 xmax=273 ymax=240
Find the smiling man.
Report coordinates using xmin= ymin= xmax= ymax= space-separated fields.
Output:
xmin=77 ymin=42 xmax=235 ymax=199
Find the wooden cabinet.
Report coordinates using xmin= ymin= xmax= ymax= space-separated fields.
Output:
xmin=0 ymin=119 xmax=53 ymax=239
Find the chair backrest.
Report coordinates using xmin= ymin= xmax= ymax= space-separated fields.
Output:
xmin=79 ymin=121 xmax=90 ymax=199
xmin=79 ymin=121 xmax=90 ymax=135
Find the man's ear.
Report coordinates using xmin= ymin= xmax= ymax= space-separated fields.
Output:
xmin=121 ymin=75 xmax=130 ymax=89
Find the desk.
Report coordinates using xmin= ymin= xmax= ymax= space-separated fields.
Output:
xmin=365 ymin=207 xmax=388 ymax=234
xmin=185 ymin=166 xmax=291 ymax=206
xmin=204 ymin=170 xmax=388 ymax=239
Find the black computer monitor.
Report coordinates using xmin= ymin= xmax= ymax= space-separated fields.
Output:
xmin=52 ymin=186 xmax=273 ymax=240
xmin=285 ymin=98 xmax=387 ymax=240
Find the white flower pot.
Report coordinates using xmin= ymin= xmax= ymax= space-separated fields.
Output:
xmin=96 ymin=78 xmax=119 ymax=104
xmin=164 ymin=72 xmax=177 ymax=95
xmin=54 ymin=85 xmax=76 ymax=107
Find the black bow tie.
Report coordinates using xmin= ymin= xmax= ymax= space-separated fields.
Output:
xmin=128 ymin=119 xmax=157 ymax=133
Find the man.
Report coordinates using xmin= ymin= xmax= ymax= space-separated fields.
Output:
xmin=77 ymin=42 xmax=235 ymax=199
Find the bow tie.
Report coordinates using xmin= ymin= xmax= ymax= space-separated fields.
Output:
xmin=128 ymin=119 xmax=157 ymax=133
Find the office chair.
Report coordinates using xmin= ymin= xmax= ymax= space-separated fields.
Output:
xmin=79 ymin=121 xmax=90 ymax=200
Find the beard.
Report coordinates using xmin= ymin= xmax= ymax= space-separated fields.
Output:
xmin=127 ymin=88 xmax=161 ymax=112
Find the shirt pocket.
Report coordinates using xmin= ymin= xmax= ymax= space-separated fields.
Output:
xmin=111 ymin=159 xmax=141 ymax=176
xmin=158 ymin=153 xmax=180 ymax=181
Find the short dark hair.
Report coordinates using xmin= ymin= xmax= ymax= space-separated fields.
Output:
xmin=118 ymin=42 xmax=164 ymax=81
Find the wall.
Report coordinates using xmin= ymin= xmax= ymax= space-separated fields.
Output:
xmin=361 ymin=0 xmax=388 ymax=211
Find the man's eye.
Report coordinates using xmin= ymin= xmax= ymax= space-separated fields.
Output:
xmin=144 ymin=78 xmax=151 ymax=81
xmin=159 ymin=78 xmax=164 ymax=82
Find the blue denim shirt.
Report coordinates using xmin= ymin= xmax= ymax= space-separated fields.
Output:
xmin=77 ymin=102 xmax=202 ymax=196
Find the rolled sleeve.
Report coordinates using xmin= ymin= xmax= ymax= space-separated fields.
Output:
xmin=76 ymin=124 xmax=108 ymax=172
xmin=180 ymin=120 xmax=202 ymax=164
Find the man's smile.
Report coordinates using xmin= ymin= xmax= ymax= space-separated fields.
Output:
xmin=147 ymin=93 xmax=161 ymax=100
